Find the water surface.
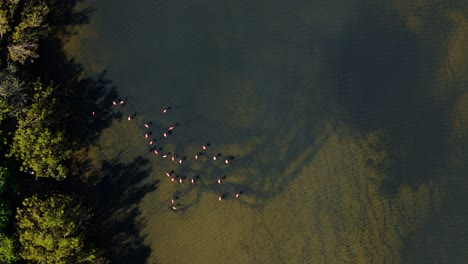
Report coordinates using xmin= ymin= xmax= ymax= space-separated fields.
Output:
xmin=66 ymin=0 xmax=468 ymax=263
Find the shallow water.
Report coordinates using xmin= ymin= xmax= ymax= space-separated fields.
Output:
xmin=67 ymin=0 xmax=468 ymax=263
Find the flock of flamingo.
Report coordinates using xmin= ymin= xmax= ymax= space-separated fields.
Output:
xmin=93 ymin=98 xmax=244 ymax=211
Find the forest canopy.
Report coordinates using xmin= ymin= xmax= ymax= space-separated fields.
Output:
xmin=0 ymin=0 xmax=109 ymax=263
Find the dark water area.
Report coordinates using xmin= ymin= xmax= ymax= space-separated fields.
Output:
xmin=65 ymin=0 xmax=468 ymax=263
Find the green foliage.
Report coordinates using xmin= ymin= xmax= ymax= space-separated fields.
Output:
xmin=0 ymin=233 xmax=17 ymax=263
xmin=8 ymin=81 xmax=70 ymax=179
xmin=16 ymin=194 xmax=99 ymax=264
xmin=8 ymin=1 xmax=50 ymax=64
xmin=0 ymin=201 xmax=11 ymax=231
xmin=0 ymin=166 xmax=9 ymax=193
xmin=0 ymin=68 xmax=28 ymax=117
xmin=10 ymin=127 xmax=70 ymax=179
xmin=0 ymin=9 xmax=9 ymax=38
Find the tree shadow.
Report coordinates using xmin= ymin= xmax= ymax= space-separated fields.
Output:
xmin=24 ymin=1 xmax=155 ymax=262
xmin=325 ymin=3 xmax=455 ymax=195
xmin=401 ymin=167 xmax=468 ymax=263
xmin=86 ymin=155 xmax=157 ymax=263
xmin=35 ymin=36 xmax=120 ymax=148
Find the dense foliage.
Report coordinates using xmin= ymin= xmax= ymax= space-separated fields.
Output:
xmin=0 ymin=165 xmax=14 ymax=264
xmin=0 ymin=233 xmax=16 ymax=263
xmin=8 ymin=81 xmax=71 ymax=179
xmin=0 ymin=0 xmax=108 ymax=263
xmin=2 ymin=0 xmax=51 ymax=64
xmin=16 ymin=194 xmax=99 ymax=263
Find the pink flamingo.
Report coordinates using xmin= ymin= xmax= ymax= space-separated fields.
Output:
xmin=168 ymin=126 xmax=175 ymax=131
xmin=92 ymin=111 xmax=95 ymax=116
xmin=149 ymin=140 xmax=154 ymax=145
xmin=194 ymin=154 xmax=199 ymax=160
xmin=127 ymin=115 xmax=132 ymax=121
xmin=172 ymin=206 xmax=178 ymax=210
xmin=179 ymin=159 xmax=183 ymax=164
xmin=144 ymin=133 xmax=149 ymax=139
xmin=179 ymin=178 xmax=183 ymax=183
xmin=144 ymin=123 xmax=150 ymax=128
xmin=112 ymin=100 xmax=117 ymax=106
xmin=163 ymin=132 xmax=168 ymax=138
xmin=191 ymin=178 xmax=195 ymax=184
xmin=218 ymin=196 xmax=223 ymax=202
xmin=162 ymin=154 xmax=168 ymax=158
xmin=154 ymin=150 xmax=159 ymax=155
xmin=217 ymin=178 xmax=222 ymax=184
xmin=119 ymin=99 xmax=125 ymax=105
xmin=162 ymin=107 xmax=171 ymax=114
xmin=213 ymin=156 xmax=217 ymax=161
xmin=225 ymin=159 xmax=229 ymax=164
xmin=171 ymin=198 xmax=175 ymax=204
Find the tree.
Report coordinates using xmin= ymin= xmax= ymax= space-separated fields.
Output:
xmin=7 ymin=1 xmax=50 ymax=64
xmin=0 ymin=67 xmax=29 ymax=117
xmin=0 ymin=233 xmax=16 ymax=263
xmin=0 ymin=166 xmax=16 ymax=264
xmin=8 ymin=81 xmax=71 ymax=179
xmin=0 ymin=9 xmax=9 ymax=38
xmin=0 ymin=166 xmax=12 ymax=231
xmin=16 ymin=194 xmax=100 ymax=263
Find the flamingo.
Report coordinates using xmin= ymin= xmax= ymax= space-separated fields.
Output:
xmin=162 ymin=106 xmax=171 ymax=114
xmin=127 ymin=115 xmax=132 ymax=121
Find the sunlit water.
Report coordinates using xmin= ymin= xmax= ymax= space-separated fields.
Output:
xmin=66 ymin=0 xmax=468 ymax=263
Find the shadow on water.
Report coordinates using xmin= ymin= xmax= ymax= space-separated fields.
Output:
xmin=86 ymin=156 xmax=157 ymax=263
xmin=27 ymin=1 xmax=154 ymax=262
xmin=401 ymin=168 xmax=468 ymax=263
xmin=35 ymin=37 xmax=120 ymax=147
xmin=327 ymin=3 xmax=455 ymax=195
xmin=325 ymin=3 xmax=468 ymax=262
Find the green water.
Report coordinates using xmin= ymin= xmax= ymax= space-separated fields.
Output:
xmin=67 ymin=0 xmax=468 ymax=263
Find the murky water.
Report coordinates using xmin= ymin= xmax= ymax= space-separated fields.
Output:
xmin=66 ymin=0 xmax=468 ymax=263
